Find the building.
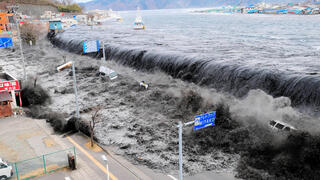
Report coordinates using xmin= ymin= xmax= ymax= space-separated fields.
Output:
xmin=40 ymin=11 xmax=62 ymax=20
xmin=0 ymin=12 xmax=13 ymax=31
xmin=75 ymin=15 xmax=88 ymax=24
xmin=61 ymin=18 xmax=78 ymax=28
xmin=0 ymin=91 xmax=13 ymax=117
xmin=49 ymin=20 xmax=62 ymax=30
xmin=0 ymin=72 xmax=21 ymax=115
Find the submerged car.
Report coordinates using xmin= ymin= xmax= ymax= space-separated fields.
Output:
xmin=269 ymin=120 xmax=297 ymax=132
xmin=0 ymin=158 xmax=13 ymax=180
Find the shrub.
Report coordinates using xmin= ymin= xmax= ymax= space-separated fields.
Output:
xmin=21 ymin=84 xmax=50 ymax=106
xmin=20 ymin=22 xmax=40 ymax=45
xmin=57 ymin=3 xmax=82 ymax=13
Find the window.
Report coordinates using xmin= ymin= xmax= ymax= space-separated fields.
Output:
xmin=0 ymin=163 xmax=7 ymax=169
xmin=284 ymin=127 xmax=291 ymax=131
xmin=275 ymin=123 xmax=285 ymax=130
xmin=269 ymin=120 xmax=276 ymax=126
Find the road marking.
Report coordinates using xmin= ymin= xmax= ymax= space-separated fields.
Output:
xmin=167 ymin=174 xmax=178 ymax=180
xmin=67 ymin=136 xmax=118 ymax=180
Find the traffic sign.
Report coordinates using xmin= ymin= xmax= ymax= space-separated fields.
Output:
xmin=194 ymin=112 xmax=216 ymax=131
xmin=0 ymin=38 xmax=13 ymax=47
xmin=83 ymin=40 xmax=99 ymax=53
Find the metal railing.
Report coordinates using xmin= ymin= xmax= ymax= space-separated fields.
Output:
xmin=10 ymin=147 xmax=76 ymax=180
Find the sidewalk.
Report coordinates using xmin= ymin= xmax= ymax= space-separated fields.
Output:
xmin=34 ymin=119 xmax=173 ymax=180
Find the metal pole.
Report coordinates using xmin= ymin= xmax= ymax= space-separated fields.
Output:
xmin=14 ymin=162 xmax=19 ymax=180
xmin=178 ymin=121 xmax=183 ymax=180
xmin=107 ymin=162 xmax=110 ymax=180
xmin=102 ymin=41 xmax=106 ymax=61
xmin=72 ymin=63 xmax=80 ymax=120
xmin=14 ymin=11 xmax=27 ymax=82
xmin=42 ymin=155 xmax=47 ymax=174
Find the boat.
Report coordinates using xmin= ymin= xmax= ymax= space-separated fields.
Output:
xmin=133 ymin=7 xmax=145 ymax=30
xmin=116 ymin=15 xmax=123 ymax=22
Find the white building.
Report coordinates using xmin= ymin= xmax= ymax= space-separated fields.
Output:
xmin=75 ymin=15 xmax=88 ymax=24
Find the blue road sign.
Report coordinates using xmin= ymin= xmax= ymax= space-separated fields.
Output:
xmin=0 ymin=38 xmax=13 ymax=48
xmin=194 ymin=112 xmax=216 ymax=131
xmin=83 ymin=40 xmax=99 ymax=53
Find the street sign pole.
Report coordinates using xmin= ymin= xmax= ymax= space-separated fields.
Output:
xmin=176 ymin=112 xmax=215 ymax=180
xmin=72 ymin=63 xmax=80 ymax=120
xmin=178 ymin=121 xmax=183 ymax=180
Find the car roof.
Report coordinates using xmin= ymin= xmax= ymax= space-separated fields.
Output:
xmin=271 ymin=120 xmax=297 ymax=130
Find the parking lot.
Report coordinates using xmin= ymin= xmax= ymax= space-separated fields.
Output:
xmin=0 ymin=116 xmax=66 ymax=179
xmin=0 ymin=116 xmax=62 ymax=163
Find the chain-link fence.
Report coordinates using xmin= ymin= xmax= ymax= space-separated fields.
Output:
xmin=10 ymin=147 xmax=76 ymax=180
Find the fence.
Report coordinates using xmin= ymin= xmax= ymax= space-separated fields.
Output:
xmin=10 ymin=147 xmax=76 ymax=180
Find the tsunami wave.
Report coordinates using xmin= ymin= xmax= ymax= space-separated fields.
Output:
xmin=48 ymin=32 xmax=320 ymax=111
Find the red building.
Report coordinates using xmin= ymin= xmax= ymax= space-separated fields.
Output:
xmin=0 ymin=91 xmax=13 ymax=117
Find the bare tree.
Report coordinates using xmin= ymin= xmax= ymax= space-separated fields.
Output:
xmin=90 ymin=106 xmax=102 ymax=147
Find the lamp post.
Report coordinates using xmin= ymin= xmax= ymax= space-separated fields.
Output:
xmin=72 ymin=62 xmax=80 ymax=120
xmin=57 ymin=61 xmax=80 ymax=121
xmin=101 ymin=155 xmax=110 ymax=180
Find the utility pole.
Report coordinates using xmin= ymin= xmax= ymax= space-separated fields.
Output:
xmin=8 ymin=5 xmax=27 ymax=82
xmin=72 ymin=62 xmax=80 ymax=120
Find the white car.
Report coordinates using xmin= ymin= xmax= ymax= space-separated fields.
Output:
xmin=269 ymin=120 xmax=297 ymax=132
xmin=0 ymin=158 xmax=13 ymax=180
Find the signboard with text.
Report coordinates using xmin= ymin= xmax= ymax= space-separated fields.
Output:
xmin=0 ymin=80 xmax=20 ymax=91
xmin=83 ymin=40 xmax=99 ymax=53
xmin=194 ymin=112 xmax=216 ymax=131
xmin=0 ymin=38 xmax=13 ymax=47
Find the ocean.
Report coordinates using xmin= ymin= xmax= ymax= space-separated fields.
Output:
xmin=51 ymin=9 xmax=320 ymax=110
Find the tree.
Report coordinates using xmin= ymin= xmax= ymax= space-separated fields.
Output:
xmin=57 ymin=3 xmax=82 ymax=13
xmin=90 ymin=106 xmax=102 ymax=147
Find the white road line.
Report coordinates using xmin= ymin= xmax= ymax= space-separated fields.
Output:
xmin=167 ymin=174 xmax=178 ymax=180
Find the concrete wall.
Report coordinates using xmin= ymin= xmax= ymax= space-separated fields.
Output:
xmin=17 ymin=4 xmax=58 ymax=18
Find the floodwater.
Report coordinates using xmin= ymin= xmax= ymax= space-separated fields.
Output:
xmin=53 ymin=9 xmax=320 ymax=110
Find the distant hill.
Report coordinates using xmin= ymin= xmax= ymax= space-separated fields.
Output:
xmin=80 ymin=0 xmax=306 ymax=11
xmin=0 ymin=0 xmax=82 ymax=17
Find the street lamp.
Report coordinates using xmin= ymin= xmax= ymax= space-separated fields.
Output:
xmin=101 ymin=155 xmax=110 ymax=180
xmin=57 ymin=61 xmax=80 ymax=121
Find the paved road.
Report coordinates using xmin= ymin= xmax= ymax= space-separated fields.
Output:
xmin=0 ymin=117 xmax=238 ymax=180
xmin=35 ymin=120 xmax=173 ymax=180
